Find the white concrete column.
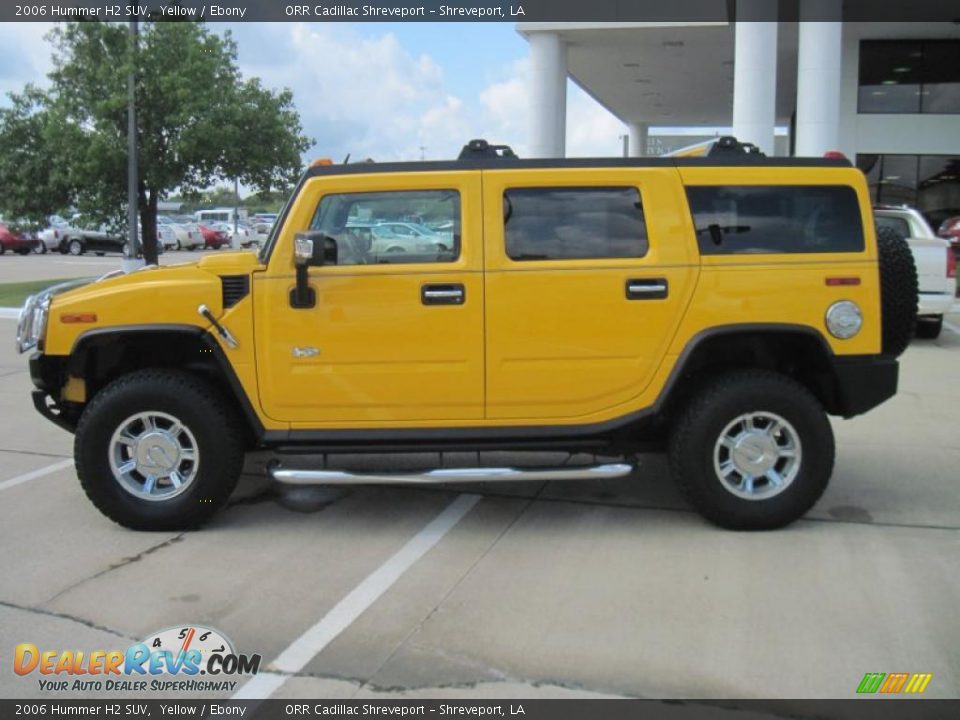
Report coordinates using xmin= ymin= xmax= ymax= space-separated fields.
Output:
xmin=628 ymin=122 xmax=648 ymax=157
xmin=795 ymin=0 xmax=843 ymax=157
xmin=732 ymin=0 xmax=778 ymax=155
xmin=528 ymin=32 xmax=567 ymax=158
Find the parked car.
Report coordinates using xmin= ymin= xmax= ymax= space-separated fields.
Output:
xmin=158 ymin=216 xmax=205 ymax=250
xmin=936 ymin=216 xmax=960 ymax=261
xmin=0 ymin=223 xmax=38 ymax=255
xmin=369 ymin=225 xmax=444 ymax=255
xmin=211 ymin=222 xmax=259 ymax=249
xmin=198 ymin=224 xmax=231 ymax=250
xmin=875 ymin=205 xmax=955 ymax=339
xmin=17 ymin=137 xmax=917 ymax=531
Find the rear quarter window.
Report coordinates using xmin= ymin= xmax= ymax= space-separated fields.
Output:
xmin=687 ymin=185 xmax=865 ymax=255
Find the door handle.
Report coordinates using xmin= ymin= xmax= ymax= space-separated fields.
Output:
xmin=626 ymin=278 xmax=668 ymax=300
xmin=422 ymin=283 xmax=465 ymax=305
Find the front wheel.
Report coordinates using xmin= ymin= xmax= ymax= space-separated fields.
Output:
xmin=75 ymin=370 xmax=245 ymax=530
xmin=669 ymin=370 xmax=834 ymax=530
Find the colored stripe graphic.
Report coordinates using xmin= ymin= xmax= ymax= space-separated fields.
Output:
xmin=904 ymin=673 xmax=933 ymax=694
xmin=857 ymin=673 xmax=885 ymax=694
xmin=880 ymin=672 xmax=910 ymax=693
xmin=857 ymin=672 xmax=932 ymax=694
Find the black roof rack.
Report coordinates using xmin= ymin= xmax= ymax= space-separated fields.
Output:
xmin=458 ymin=139 xmax=518 ymax=160
xmin=708 ymin=135 xmax=765 ymax=157
xmin=304 ymin=138 xmax=850 ymax=179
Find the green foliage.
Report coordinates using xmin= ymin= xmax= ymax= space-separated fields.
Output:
xmin=0 ymin=21 xmax=312 ymax=263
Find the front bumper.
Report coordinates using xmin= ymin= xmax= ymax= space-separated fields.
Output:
xmin=830 ymin=354 xmax=899 ymax=418
xmin=29 ymin=352 xmax=76 ymax=432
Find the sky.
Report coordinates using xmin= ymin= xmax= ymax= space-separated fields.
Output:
xmin=0 ymin=21 xmax=630 ymax=164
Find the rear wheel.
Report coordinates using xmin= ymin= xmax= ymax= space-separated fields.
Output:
xmin=75 ymin=369 xmax=245 ymax=530
xmin=669 ymin=370 xmax=834 ymax=530
xmin=68 ymin=238 xmax=84 ymax=256
xmin=915 ymin=315 xmax=943 ymax=339
xmin=0 ymin=244 xmax=5 ymax=255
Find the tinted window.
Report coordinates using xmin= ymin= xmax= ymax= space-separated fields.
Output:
xmin=687 ymin=186 xmax=865 ymax=255
xmin=503 ymin=187 xmax=648 ymax=261
xmin=310 ymin=190 xmax=459 ymax=265
xmin=859 ymin=40 xmax=960 ymax=115
xmin=875 ymin=215 xmax=910 ymax=238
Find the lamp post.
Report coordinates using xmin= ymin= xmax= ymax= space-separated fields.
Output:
xmin=123 ymin=12 xmax=143 ymax=271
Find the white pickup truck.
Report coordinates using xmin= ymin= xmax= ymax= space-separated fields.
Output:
xmin=875 ymin=206 xmax=956 ymax=339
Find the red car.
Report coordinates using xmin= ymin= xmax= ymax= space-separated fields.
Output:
xmin=937 ymin=217 xmax=960 ymax=261
xmin=198 ymin=224 xmax=230 ymax=250
xmin=0 ymin=223 xmax=37 ymax=255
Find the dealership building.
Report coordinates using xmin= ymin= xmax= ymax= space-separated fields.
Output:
xmin=518 ymin=10 xmax=960 ymax=227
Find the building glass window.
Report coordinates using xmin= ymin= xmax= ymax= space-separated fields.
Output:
xmin=857 ymin=154 xmax=960 ymax=230
xmin=858 ymin=40 xmax=960 ymax=114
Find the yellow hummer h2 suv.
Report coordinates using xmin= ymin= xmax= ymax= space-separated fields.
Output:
xmin=17 ymin=138 xmax=917 ymax=531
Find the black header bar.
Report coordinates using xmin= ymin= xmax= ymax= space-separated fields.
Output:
xmin=3 ymin=0 xmax=960 ymax=23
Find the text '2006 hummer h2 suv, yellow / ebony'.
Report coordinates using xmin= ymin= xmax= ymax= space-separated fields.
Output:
xmin=17 ymin=138 xmax=918 ymax=531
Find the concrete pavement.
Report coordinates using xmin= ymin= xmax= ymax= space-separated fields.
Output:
xmin=0 ymin=263 xmax=957 ymax=700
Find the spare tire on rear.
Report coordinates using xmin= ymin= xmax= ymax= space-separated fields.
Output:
xmin=876 ymin=224 xmax=917 ymax=358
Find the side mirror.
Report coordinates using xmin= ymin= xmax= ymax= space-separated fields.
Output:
xmin=294 ymin=231 xmax=336 ymax=267
xmin=291 ymin=231 xmax=337 ymax=309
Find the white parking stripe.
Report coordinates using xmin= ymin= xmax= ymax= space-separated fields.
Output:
xmin=0 ymin=308 xmax=21 ymax=319
xmin=232 ymin=493 xmax=481 ymax=700
xmin=943 ymin=318 xmax=960 ymax=336
xmin=0 ymin=459 xmax=73 ymax=492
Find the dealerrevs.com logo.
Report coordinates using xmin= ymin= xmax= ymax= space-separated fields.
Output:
xmin=14 ymin=625 xmax=261 ymax=693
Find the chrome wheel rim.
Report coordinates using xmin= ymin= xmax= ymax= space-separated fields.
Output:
xmin=713 ymin=412 xmax=801 ymax=500
xmin=69 ymin=242 xmax=81 ymax=255
xmin=109 ymin=411 xmax=199 ymax=502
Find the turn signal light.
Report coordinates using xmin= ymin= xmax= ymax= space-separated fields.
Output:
xmin=60 ymin=313 xmax=98 ymax=324
xmin=311 ymin=158 xmax=333 ymax=167
xmin=948 ymin=248 xmax=957 ymax=279
xmin=826 ymin=277 xmax=861 ymax=286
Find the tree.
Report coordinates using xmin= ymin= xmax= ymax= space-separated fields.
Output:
xmin=0 ymin=21 xmax=311 ymax=263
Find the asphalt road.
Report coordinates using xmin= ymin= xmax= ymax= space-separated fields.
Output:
xmin=0 ymin=253 xmax=958 ymax=700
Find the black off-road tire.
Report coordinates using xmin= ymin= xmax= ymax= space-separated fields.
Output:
xmin=876 ymin=224 xmax=918 ymax=358
xmin=669 ymin=370 xmax=835 ymax=530
xmin=915 ymin=315 xmax=943 ymax=340
xmin=75 ymin=369 xmax=245 ymax=531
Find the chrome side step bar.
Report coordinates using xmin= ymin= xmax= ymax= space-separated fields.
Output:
xmin=269 ymin=463 xmax=633 ymax=486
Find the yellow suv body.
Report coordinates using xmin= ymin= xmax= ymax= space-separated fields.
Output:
xmin=18 ymin=139 xmax=913 ymax=531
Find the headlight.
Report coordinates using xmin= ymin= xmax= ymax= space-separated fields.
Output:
xmin=16 ymin=292 xmax=51 ymax=354
xmin=825 ymin=300 xmax=863 ymax=339
xmin=15 ymin=277 xmax=99 ymax=354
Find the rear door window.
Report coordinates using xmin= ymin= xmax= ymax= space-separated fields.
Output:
xmin=686 ymin=185 xmax=865 ymax=254
xmin=503 ymin=187 xmax=648 ymax=261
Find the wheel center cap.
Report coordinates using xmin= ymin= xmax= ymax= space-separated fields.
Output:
xmin=135 ymin=432 xmax=180 ymax=475
xmin=732 ymin=434 xmax=777 ymax=475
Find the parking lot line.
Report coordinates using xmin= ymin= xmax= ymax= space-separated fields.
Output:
xmin=0 ymin=459 xmax=73 ymax=492
xmin=0 ymin=308 xmax=20 ymax=319
xmin=943 ymin=318 xmax=960 ymax=336
xmin=232 ymin=493 xmax=481 ymax=700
